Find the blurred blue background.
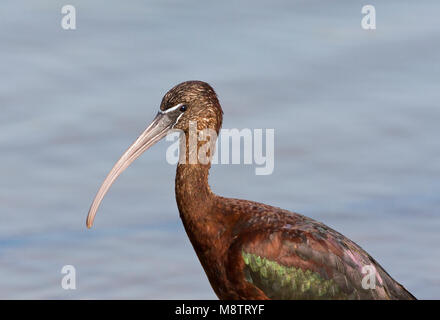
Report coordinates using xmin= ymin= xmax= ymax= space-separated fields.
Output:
xmin=1 ymin=1 xmax=439 ymax=299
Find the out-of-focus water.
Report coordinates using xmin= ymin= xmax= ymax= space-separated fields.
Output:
xmin=1 ymin=1 xmax=439 ymax=299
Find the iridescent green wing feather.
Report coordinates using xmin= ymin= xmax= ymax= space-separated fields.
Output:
xmin=242 ymin=251 xmax=346 ymax=299
xmin=234 ymin=224 xmax=415 ymax=300
xmin=225 ymin=201 xmax=414 ymax=300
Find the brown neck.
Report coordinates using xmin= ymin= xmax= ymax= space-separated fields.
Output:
xmin=175 ymin=162 xmax=214 ymax=216
xmin=174 ymin=130 xmax=224 ymax=252
xmin=175 ymin=161 xmax=224 ymax=252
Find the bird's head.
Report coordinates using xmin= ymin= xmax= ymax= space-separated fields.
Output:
xmin=159 ymin=80 xmax=223 ymax=133
xmin=86 ymin=81 xmax=222 ymax=228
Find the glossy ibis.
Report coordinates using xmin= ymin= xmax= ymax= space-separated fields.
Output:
xmin=86 ymin=81 xmax=415 ymax=300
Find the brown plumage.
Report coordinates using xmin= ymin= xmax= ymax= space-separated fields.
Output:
xmin=87 ymin=81 xmax=415 ymax=300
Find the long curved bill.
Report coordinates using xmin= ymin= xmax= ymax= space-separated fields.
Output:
xmin=86 ymin=111 xmax=179 ymax=228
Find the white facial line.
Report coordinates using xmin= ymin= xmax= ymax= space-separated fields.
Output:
xmin=159 ymin=103 xmax=183 ymax=115
xmin=172 ymin=113 xmax=185 ymax=128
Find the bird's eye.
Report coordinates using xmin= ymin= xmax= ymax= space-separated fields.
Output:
xmin=180 ymin=104 xmax=187 ymax=112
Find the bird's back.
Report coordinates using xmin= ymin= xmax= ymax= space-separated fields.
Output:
xmin=215 ymin=198 xmax=415 ymax=300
